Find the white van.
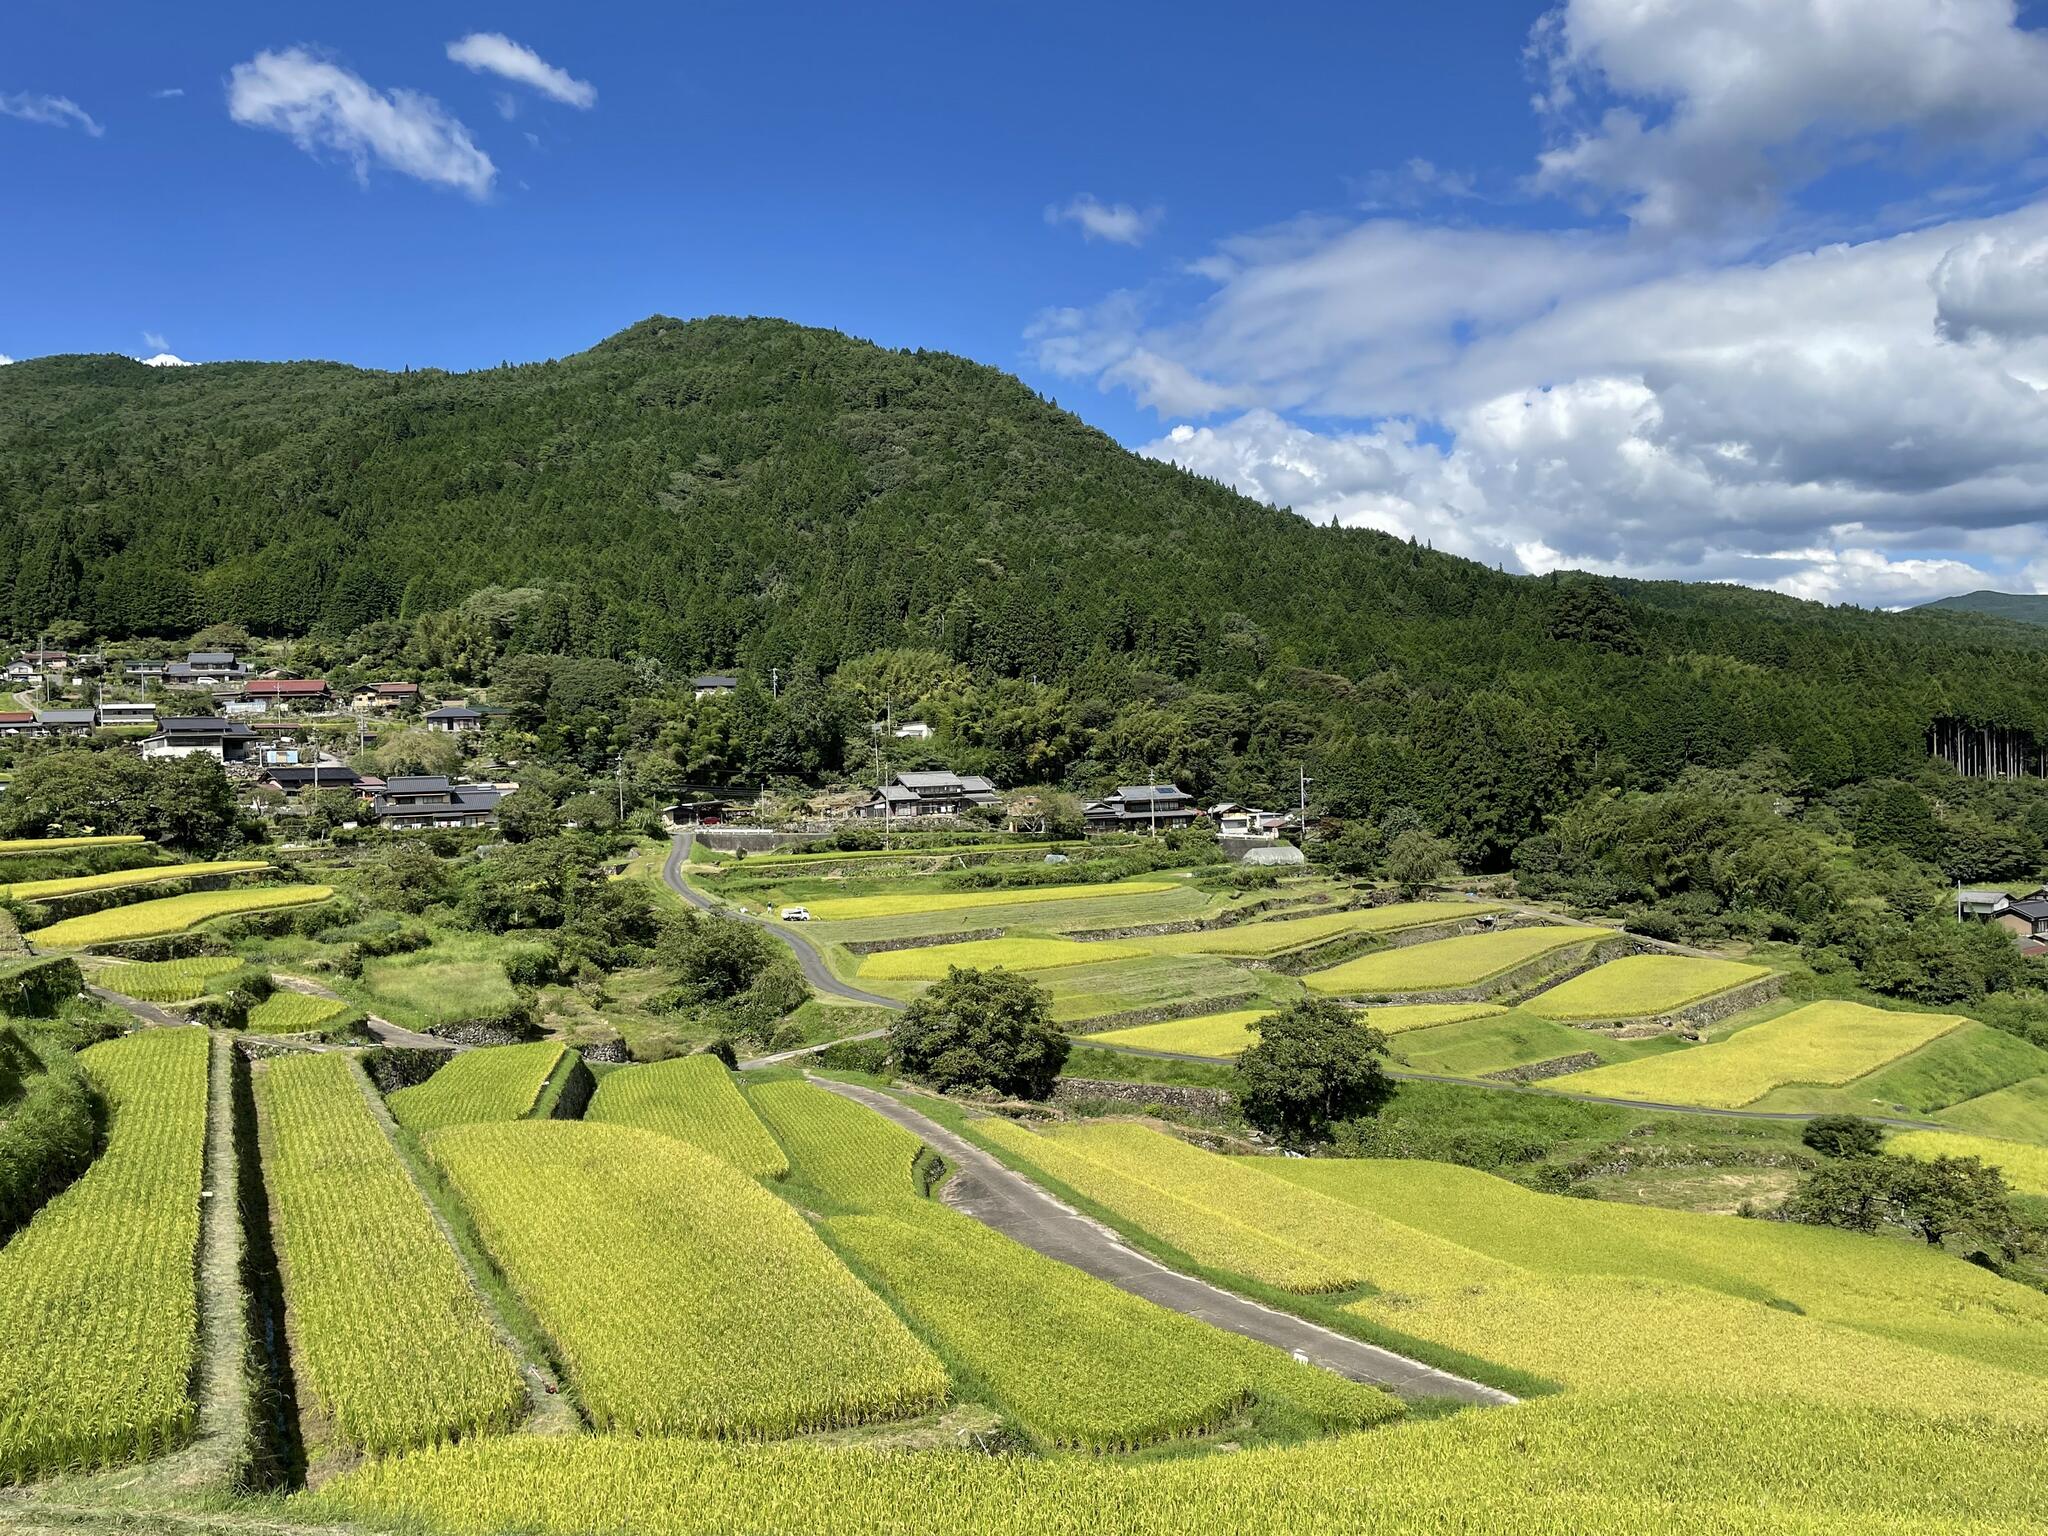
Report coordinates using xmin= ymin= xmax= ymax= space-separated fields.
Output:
xmin=779 ymin=906 xmax=811 ymax=922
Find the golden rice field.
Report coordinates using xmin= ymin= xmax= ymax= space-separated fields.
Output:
xmin=829 ymin=1203 xmax=1397 ymax=1451
xmin=1888 ymin=1129 xmax=2048 ymax=1199
xmin=3 ymin=858 xmax=269 ymax=902
xmin=30 ymin=884 xmax=333 ymax=949
xmin=388 ymin=1043 xmax=565 ymax=1135
xmin=245 ymin=992 xmax=351 ymax=1034
xmin=857 ymin=935 xmax=1149 ymax=980
xmin=1523 ymin=954 xmax=1771 ymax=1020
xmin=588 ymin=1055 xmax=789 ymax=1180
xmin=802 ymin=880 xmax=1177 ymax=921
xmin=1303 ymin=925 xmax=1591 ymax=996
xmin=92 ymin=954 xmax=243 ymax=1002
xmin=0 ymin=1028 xmax=208 ymax=1482
xmin=428 ymin=1121 xmax=946 ymax=1437
xmin=1553 ymin=1001 xmax=1972 ymax=1109
xmin=0 ymin=834 xmax=146 ymax=856
xmin=1088 ymin=1002 xmax=1508 ymax=1058
xmin=255 ymin=1055 xmax=524 ymax=1453
xmin=313 ymin=1395 xmax=2048 ymax=1536
xmin=1140 ymin=901 xmax=1498 ymax=958
xmin=748 ymin=1080 xmax=924 ymax=1205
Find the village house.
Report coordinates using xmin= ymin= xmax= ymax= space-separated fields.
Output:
xmin=221 ymin=679 xmax=331 ymax=716
xmin=5 ymin=650 xmax=71 ymax=682
xmin=351 ymin=681 xmax=419 ymax=711
xmin=368 ymin=775 xmax=506 ymax=830
xmin=693 ymin=673 xmax=738 ymax=700
xmin=1207 ymin=801 xmax=1288 ymax=837
xmin=120 ymin=659 xmax=171 ymax=682
xmin=32 ymin=708 xmax=97 ymax=738
xmin=257 ymin=762 xmax=362 ymax=798
xmin=423 ymin=704 xmax=484 ymax=734
xmin=97 ymin=700 xmax=158 ymax=729
xmin=0 ymin=710 xmax=35 ymax=737
xmin=141 ymin=716 xmax=259 ymax=763
xmin=852 ymin=770 xmax=1002 ymax=820
xmin=1082 ymin=784 xmax=1199 ymax=832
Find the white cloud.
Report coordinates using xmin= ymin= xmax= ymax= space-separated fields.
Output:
xmin=0 ymin=355 xmax=14 ymax=366
xmin=1932 ymin=232 xmax=2048 ymax=341
xmin=1046 ymin=195 xmax=1161 ymax=247
xmin=142 ymin=330 xmax=169 ymax=353
xmin=446 ymin=34 xmax=595 ymax=110
xmin=1529 ymin=0 xmax=2048 ymax=230
xmin=0 ymin=93 xmax=104 ymax=137
xmin=228 ymin=48 xmax=495 ymax=199
xmin=139 ymin=353 xmax=191 ymax=367
xmin=151 ymin=88 xmax=184 ymax=100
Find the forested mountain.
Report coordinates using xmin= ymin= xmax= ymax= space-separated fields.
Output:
xmin=1917 ymin=591 xmax=2048 ymax=627
xmin=5 ymin=315 xmax=2048 ymax=868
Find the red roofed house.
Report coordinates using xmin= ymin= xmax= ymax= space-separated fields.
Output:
xmin=351 ymin=681 xmax=419 ymax=711
xmin=0 ymin=710 xmax=35 ymax=736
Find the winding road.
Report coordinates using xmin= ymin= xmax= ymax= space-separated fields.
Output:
xmin=812 ymin=1077 xmax=1515 ymax=1407
xmin=663 ymin=832 xmax=905 ymax=1012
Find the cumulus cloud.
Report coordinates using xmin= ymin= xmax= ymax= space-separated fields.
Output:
xmin=228 ymin=48 xmax=495 ymax=199
xmin=0 ymin=92 xmax=104 ymax=136
xmin=446 ymin=34 xmax=595 ymax=110
xmin=1933 ymin=232 xmax=2048 ymax=341
xmin=1046 ymin=195 xmax=1162 ymax=246
xmin=0 ymin=355 xmax=14 ymax=366
xmin=1529 ymin=0 xmax=2048 ymax=230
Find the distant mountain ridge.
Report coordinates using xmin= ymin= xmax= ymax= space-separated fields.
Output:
xmin=1917 ymin=591 xmax=2048 ymax=627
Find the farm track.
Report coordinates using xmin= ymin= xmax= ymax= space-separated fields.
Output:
xmin=1076 ymin=1040 xmax=1952 ymax=1129
xmin=663 ymin=833 xmax=906 ymax=1014
xmin=270 ymin=975 xmax=459 ymax=1053
xmin=809 ymin=1077 xmax=1516 ymax=1408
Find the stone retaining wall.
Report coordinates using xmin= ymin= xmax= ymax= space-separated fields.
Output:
xmin=700 ymin=829 xmax=809 ymax=854
xmin=840 ymin=927 xmax=1003 ymax=956
xmin=1068 ymin=992 xmax=1263 ymax=1036
xmin=1483 ymin=1052 xmax=1600 ymax=1083
xmin=1066 ymin=892 xmax=1340 ymax=944
xmin=1054 ymin=1077 xmax=1236 ymax=1112
xmin=1562 ymin=973 xmax=1784 ymax=1038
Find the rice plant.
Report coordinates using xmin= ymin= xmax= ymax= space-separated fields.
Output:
xmin=243 ymin=991 xmax=350 ymax=1034
xmin=427 ymin=1120 xmax=947 ymax=1437
xmin=388 ymin=1042 xmax=565 ymax=1134
xmin=256 ymin=1054 xmax=524 ymax=1453
xmin=747 ymin=1080 xmax=926 ymax=1204
xmin=30 ymin=885 xmax=333 ymax=949
xmin=587 ymin=1055 xmax=788 ymax=1179
xmin=92 ymin=955 xmax=244 ymax=1002
xmin=858 ymin=936 xmax=1150 ymax=980
xmin=3 ymin=859 xmax=269 ymax=903
xmin=0 ymin=1028 xmax=208 ymax=1482
xmin=1522 ymin=955 xmax=1770 ymax=1020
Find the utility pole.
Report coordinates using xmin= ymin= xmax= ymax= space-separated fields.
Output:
xmin=616 ymin=756 xmax=626 ymax=823
xmin=1298 ymin=767 xmax=1312 ymax=840
xmin=771 ymin=666 xmax=781 ymax=698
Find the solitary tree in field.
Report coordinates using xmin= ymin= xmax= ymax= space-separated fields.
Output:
xmin=1234 ymin=997 xmax=1391 ymax=1147
xmin=1801 ymin=1114 xmax=1884 ymax=1159
xmin=891 ymin=965 xmax=1068 ymax=1100
xmin=1384 ymin=828 xmax=1457 ymax=898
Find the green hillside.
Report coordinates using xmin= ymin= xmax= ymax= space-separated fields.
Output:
xmin=5 ymin=316 xmax=2048 ymax=868
xmin=1917 ymin=590 xmax=2048 ymax=627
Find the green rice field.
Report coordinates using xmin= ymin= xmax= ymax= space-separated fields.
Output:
xmin=858 ymin=935 xmax=1150 ymax=981
xmin=803 ymin=880 xmax=1178 ymax=922
xmin=1139 ymin=901 xmax=1498 ymax=959
xmin=1887 ymin=1129 xmax=2048 ymax=1198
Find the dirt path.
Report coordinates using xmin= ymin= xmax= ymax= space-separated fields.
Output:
xmin=810 ymin=1077 xmax=1516 ymax=1407
xmin=269 ymin=974 xmax=460 ymax=1053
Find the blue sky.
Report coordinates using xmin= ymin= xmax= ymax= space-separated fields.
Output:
xmin=8 ymin=2 xmax=2048 ymax=606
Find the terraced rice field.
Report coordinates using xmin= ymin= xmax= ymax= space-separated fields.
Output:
xmin=1523 ymin=955 xmax=1770 ymax=1020
xmin=1363 ymin=1002 xmax=1511 ymax=1034
xmin=1139 ymin=901 xmax=1497 ymax=958
xmin=388 ymin=1043 xmax=566 ymax=1134
xmin=830 ymin=1204 xmax=1396 ymax=1450
xmin=1389 ymin=1010 xmax=1650 ymax=1079
xmin=30 ymin=884 xmax=333 ymax=948
xmin=748 ymin=1080 xmax=924 ymax=1204
xmin=428 ymin=1120 xmax=946 ymax=1436
xmin=1303 ymin=926 xmax=1592 ymax=996
xmin=255 ymin=1055 xmax=523 ymax=1453
xmin=802 ymin=880 xmax=1178 ymax=921
xmin=244 ymin=991 xmax=351 ymax=1034
xmin=0 ymin=1028 xmax=208 ymax=1481
xmin=1888 ymin=1129 xmax=2048 ymax=1198
xmin=1086 ymin=1009 xmax=1275 ymax=1057
xmin=1037 ymin=954 xmax=1267 ymax=1024
xmin=1552 ymin=1001 xmax=1972 ymax=1109
xmin=93 ymin=955 xmax=244 ymax=1002
xmin=3 ymin=859 xmax=269 ymax=902
xmin=311 ymin=1398 xmax=2048 ymax=1536
xmin=0 ymin=835 xmax=146 ymax=857
xmin=858 ymin=935 xmax=1150 ymax=981
xmin=588 ymin=1056 xmax=789 ymax=1179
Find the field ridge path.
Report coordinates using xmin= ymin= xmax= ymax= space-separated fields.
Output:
xmin=807 ymin=1076 xmax=1516 ymax=1407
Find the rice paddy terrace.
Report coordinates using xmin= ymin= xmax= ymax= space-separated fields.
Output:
xmin=4 ymin=836 xmax=2048 ymax=1534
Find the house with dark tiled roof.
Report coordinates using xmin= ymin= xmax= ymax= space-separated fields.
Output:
xmin=352 ymin=682 xmax=420 ymax=710
xmin=851 ymin=770 xmax=1002 ymax=820
xmin=423 ymin=705 xmax=484 ymax=734
xmin=1082 ymin=784 xmax=1198 ymax=832
xmin=141 ymin=716 xmax=258 ymax=763
xmin=369 ymin=775 xmax=506 ymax=829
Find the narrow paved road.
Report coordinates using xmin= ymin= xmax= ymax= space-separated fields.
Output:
xmin=663 ymin=833 xmax=906 ymax=1012
xmin=271 ymin=973 xmax=460 ymax=1052
xmin=1074 ymin=1039 xmax=1949 ymax=1130
xmin=811 ymin=1077 xmax=1516 ymax=1407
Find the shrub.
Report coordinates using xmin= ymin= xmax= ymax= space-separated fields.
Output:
xmin=891 ymin=966 xmax=1068 ymax=1100
xmin=1803 ymin=1115 xmax=1884 ymax=1159
xmin=1234 ymin=997 xmax=1393 ymax=1147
